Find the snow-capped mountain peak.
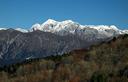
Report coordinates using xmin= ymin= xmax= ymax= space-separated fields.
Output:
xmin=61 ymin=20 xmax=76 ymax=24
xmin=31 ymin=23 xmax=41 ymax=31
xmin=110 ymin=25 xmax=119 ymax=30
xmin=0 ymin=19 xmax=127 ymax=36
xmin=42 ymin=19 xmax=58 ymax=25
xmin=31 ymin=19 xmax=79 ymax=33
xmin=31 ymin=20 xmax=120 ymax=34
xmin=30 ymin=19 xmax=128 ymax=36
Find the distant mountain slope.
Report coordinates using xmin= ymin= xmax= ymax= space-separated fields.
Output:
xmin=0 ymin=29 xmax=91 ymax=66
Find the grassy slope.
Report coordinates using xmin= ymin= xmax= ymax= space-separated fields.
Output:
xmin=0 ymin=34 xmax=128 ymax=82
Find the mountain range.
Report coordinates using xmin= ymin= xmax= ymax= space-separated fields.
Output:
xmin=0 ymin=19 xmax=128 ymax=66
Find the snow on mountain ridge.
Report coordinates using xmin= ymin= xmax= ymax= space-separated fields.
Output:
xmin=0 ymin=28 xmax=7 ymax=30
xmin=0 ymin=27 xmax=28 ymax=32
xmin=31 ymin=19 xmax=119 ymax=31
xmin=0 ymin=19 xmax=127 ymax=35
xmin=86 ymin=25 xmax=119 ymax=31
xmin=31 ymin=19 xmax=123 ymax=36
xmin=31 ymin=23 xmax=41 ymax=31
xmin=42 ymin=19 xmax=58 ymax=25
xmin=15 ymin=28 xmax=28 ymax=33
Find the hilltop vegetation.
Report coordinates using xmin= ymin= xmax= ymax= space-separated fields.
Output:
xmin=0 ymin=34 xmax=128 ymax=82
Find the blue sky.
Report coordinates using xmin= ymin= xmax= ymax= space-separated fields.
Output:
xmin=0 ymin=0 xmax=128 ymax=29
